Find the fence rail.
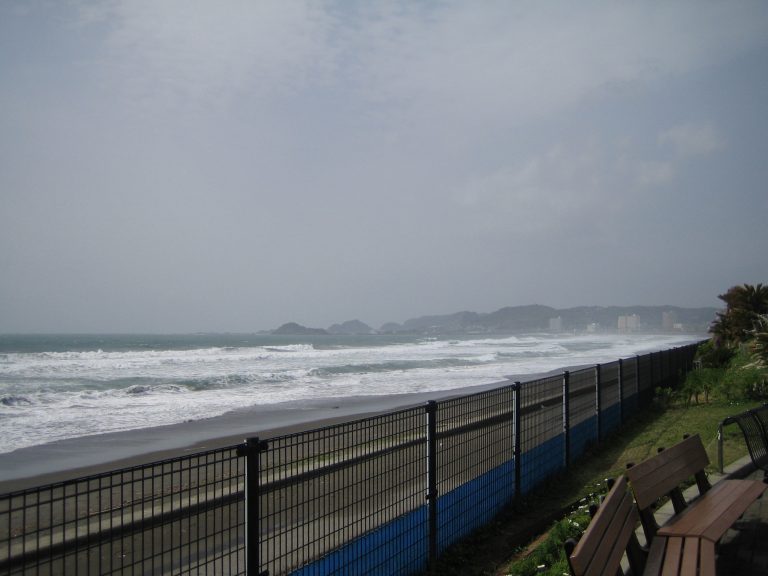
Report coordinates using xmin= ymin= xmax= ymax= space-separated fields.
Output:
xmin=0 ymin=342 xmax=701 ymax=575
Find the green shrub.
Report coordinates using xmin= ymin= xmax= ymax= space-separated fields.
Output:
xmin=680 ymin=368 xmax=722 ymax=405
xmin=696 ymin=340 xmax=734 ymax=368
xmin=714 ymin=348 xmax=768 ymax=401
xmin=682 ymin=345 xmax=767 ymax=404
xmin=506 ymin=509 xmax=593 ymax=576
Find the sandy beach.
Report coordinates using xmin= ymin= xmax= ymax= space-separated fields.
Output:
xmin=0 ymin=376 xmax=522 ymax=494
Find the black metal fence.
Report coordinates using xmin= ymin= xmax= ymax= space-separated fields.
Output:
xmin=0 ymin=342 xmax=701 ymax=575
xmin=0 ymin=447 xmax=246 ymax=575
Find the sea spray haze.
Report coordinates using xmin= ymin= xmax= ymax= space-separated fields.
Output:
xmin=0 ymin=332 xmax=698 ymax=454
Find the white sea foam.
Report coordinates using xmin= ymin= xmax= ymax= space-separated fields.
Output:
xmin=0 ymin=333 xmax=698 ymax=453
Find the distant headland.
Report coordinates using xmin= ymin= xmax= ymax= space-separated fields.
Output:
xmin=271 ymin=322 xmax=329 ymax=336
xmin=271 ymin=304 xmax=717 ymax=336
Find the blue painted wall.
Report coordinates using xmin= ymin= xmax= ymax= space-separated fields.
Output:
xmin=437 ymin=458 xmax=516 ymax=553
xmin=290 ymin=505 xmax=429 ymax=576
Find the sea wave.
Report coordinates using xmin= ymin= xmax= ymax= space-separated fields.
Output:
xmin=310 ymin=357 xmax=489 ymax=376
xmin=1 ymin=395 xmax=33 ymax=406
xmin=264 ymin=344 xmax=315 ymax=353
xmin=0 ymin=332 xmax=700 ymax=454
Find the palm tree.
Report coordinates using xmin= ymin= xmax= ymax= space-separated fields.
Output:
xmin=718 ymin=283 xmax=768 ymax=314
xmin=711 ymin=283 xmax=768 ymax=346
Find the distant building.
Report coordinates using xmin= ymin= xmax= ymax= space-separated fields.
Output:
xmin=662 ymin=310 xmax=678 ymax=331
xmin=618 ymin=314 xmax=640 ymax=332
xmin=549 ymin=316 xmax=563 ymax=331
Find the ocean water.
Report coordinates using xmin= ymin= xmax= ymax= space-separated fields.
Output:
xmin=0 ymin=332 xmax=699 ymax=454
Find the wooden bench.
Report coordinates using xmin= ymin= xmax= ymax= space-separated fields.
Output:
xmin=626 ymin=434 xmax=766 ymax=574
xmin=565 ymin=476 xmax=647 ymax=576
xmin=564 ymin=477 xmax=703 ymax=575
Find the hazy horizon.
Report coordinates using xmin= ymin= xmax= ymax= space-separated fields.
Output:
xmin=0 ymin=300 xmax=717 ymax=335
xmin=2 ymin=2 xmax=766 ymax=333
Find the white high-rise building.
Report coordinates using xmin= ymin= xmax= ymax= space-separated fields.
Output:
xmin=618 ymin=314 xmax=640 ymax=332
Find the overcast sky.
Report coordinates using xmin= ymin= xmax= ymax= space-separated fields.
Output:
xmin=1 ymin=1 xmax=767 ymax=333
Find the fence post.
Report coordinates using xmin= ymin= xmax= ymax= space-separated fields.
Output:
xmin=237 ymin=437 xmax=268 ymax=576
xmin=595 ymin=364 xmax=602 ymax=443
xmin=718 ymin=421 xmax=725 ymax=473
xmin=563 ymin=371 xmax=570 ymax=467
xmin=426 ymin=400 xmax=438 ymax=565
xmin=514 ymin=382 xmax=522 ymax=499
xmin=635 ymin=355 xmax=642 ymax=407
xmin=618 ymin=359 xmax=624 ymax=425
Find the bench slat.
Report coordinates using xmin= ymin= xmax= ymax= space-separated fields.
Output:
xmin=662 ymin=537 xmax=683 ymax=574
xmin=645 ymin=535 xmax=667 ymax=576
xmin=599 ymin=506 xmax=639 ymax=576
xmin=680 ymin=537 xmax=700 ymax=575
xmin=586 ymin=496 xmax=633 ymax=575
xmin=700 ymin=539 xmax=715 ymax=576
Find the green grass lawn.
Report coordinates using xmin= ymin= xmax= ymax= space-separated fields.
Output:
xmin=426 ymin=398 xmax=763 ymax=576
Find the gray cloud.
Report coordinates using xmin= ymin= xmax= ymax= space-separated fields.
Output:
xmin=1 ymin=1 xmax=767 ymax=332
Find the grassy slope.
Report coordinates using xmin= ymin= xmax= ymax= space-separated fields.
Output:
xmin=425 ymin=399 xmax=763 ymax=576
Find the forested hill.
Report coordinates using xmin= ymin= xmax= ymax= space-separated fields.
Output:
xmin=272 ymin=305 xmax=717 ymax=335
xmin=387 ymin=304 xmax=716 ymax=333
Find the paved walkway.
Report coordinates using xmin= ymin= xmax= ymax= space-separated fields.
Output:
xmin=651 ymin=456 xmax=768 ymax=575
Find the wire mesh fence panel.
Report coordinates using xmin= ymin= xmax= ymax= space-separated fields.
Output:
xmin=435 ymin=385 xmax=515 ymax=553
xmin=637 ymin=354 xmax=654 ymax=407
xmin=600 ymin=361 xmax=621 ymax=436
xmin=650 ymin=352 xmax=662 ymax=389
xmin=670 ymin=348 xmax=682 ymax=383
xmin=673 ymin=346 xmax=694 ymax=382
xmin=666 ymin=348 xmax=680 ymax=386
xmin=620 ymin=358 xmax=639 ymax=417
xmin=0 ymin=447 xmax=246 ymax=576
xmin=568 ymin=368 xmax=597 ymax=461
xmin=518 ymin=375 xmax=564 ymax=494
xmin=681 ymin=345 xmax=697 ymax=379
xmin=260 ymin=407 xmax=428 ymax=576
xmin=651 ymin=351 xmax=663 ymax=388
xmin=660 ymin=350 xmax=671 ymax=385
xmin=682 ymin=343 xmax=698 ymax=373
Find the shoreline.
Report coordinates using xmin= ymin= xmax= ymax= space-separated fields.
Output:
xmin=1 ymin=374 xmax=546 ymax=493
xmin=0 ymin=359 xmax=639 ymax=493
xmin=0 ymin=332 xmax=703 ymax=493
